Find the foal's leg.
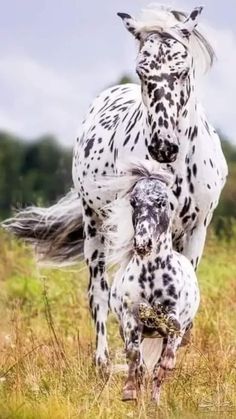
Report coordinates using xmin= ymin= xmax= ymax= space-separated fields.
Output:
xmin=152 ymin=335 xmax=182 ymax=403
xmin=122 ymin=311 xmax=143 ymax=401
xmin=83 ymin=206 xmax=109 ymax=368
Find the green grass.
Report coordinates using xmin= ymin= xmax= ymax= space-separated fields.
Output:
xmin=0 ymin=231 xmax=236 ymax=418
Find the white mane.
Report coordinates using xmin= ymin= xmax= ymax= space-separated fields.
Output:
xmin=136 ymin=4 xmax=215 ymax=74
xmin=101 ymin=159 xmax=174 ymax=266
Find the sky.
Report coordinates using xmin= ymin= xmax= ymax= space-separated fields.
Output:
xmin=0 ymin=0 xmax=235 ymax=146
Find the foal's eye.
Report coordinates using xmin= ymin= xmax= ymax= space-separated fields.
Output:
xmin=130 ymin=198 xmax=136 ymax=208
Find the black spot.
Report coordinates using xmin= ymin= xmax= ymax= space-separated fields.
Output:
xmin=162 ymin=273 xmax=172 ymax=286
xmin=192 ymin=163 xmax=197 ymax=177
xmin=88 ymin=225 xmax=96 ymax=237
xmin=154 ymin=289 xmax=162 ymax=298
xmin=84 ymin=137 xmax=95 ymax=158
xmin=91 ymin=250 xmax=98 ymax=261
xmin=167 ymin=284 xmax=178 ymax=299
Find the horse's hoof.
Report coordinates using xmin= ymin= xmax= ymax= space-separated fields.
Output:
xmin=122 ymin=388 xmax=137 ymax=401
xmin=98 ymin=363 xmax=111 ymax=379
xmin=94 ymin=355 xmax=111 ymax=378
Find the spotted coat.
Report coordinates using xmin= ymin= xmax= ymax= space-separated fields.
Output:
xmin=72 ymin=7 xmax=227 ymax=366
xmin=109 ymin=172 xmax=200 ymax=401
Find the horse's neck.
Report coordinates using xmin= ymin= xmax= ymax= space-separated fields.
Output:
xmin=176 ymin=101 xmax=199 ymax=164
xmin=144 ymin=77 xmax=200 ymax=168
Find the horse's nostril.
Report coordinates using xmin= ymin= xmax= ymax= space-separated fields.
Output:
xmin=171 ymin=144 xmax=179 ymax=154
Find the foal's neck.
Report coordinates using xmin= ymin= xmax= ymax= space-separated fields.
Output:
xmin=142 ymin=227 xmax=173 ymax=264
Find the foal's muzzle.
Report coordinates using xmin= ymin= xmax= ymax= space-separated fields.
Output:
xmin=134 ymin=237 xmax=153 ymax=257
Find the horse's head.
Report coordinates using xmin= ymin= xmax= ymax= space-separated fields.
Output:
xmin=118 ymin=7 xmax=203 ymax=163
xmin=130 ymin=175 xmax=171 ymax=257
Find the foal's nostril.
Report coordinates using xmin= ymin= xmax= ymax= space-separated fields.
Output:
xmin=135 ymin=239 xmax=152 ymax=257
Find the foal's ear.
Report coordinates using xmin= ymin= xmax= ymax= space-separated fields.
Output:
xmin=176 ymin=6 xmax=203 ymax=38
xmin=156 ymin=170 xmax=175 ymax=188
xmin=117 ymin=12 xmax=141 ymax=40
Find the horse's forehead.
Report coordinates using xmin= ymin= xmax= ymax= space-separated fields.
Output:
xmin=143 ymin=33 xmax=187 ymax=57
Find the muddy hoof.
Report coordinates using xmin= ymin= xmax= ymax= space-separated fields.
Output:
xmin=122 ymin=388 xmax=137 ymax=401
xmin=151 ymin=389 xmax=161 ymax=404
xmin=94 ymin=355 xmax=111 ymax=378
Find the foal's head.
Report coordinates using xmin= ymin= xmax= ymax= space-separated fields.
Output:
xmin=118 ymin=7 xmax=212 ymax=163
xmin=130 ymin=175 xmax=171 ymax=257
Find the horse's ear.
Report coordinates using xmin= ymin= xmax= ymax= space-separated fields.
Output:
xmin=117 ymin=13 xmax=141 ymax=40
xmin=175 ymin=6 xmax=203 ymax=38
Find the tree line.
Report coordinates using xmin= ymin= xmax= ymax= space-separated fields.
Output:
xmin=0 ymin=132 xmax=72 ymax=218
xmin=0 ymin=130 xmax=235 ymax=237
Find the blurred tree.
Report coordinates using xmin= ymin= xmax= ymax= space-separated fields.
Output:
xmin=117 ymin=74 xmax=134 ymax=84
xmin=0 ymin=131 xmax=72 ymax=219
xmin=0 ymin=122 xmax=235 ymax=239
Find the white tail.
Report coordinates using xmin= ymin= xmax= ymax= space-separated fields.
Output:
xmin=2 ymin=190 xmax=84 ymax=266
xmin=141 ymin=338 xmax=163 ymax=372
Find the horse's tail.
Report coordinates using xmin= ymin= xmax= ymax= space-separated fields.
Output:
xmin=1 ymin=190 xmax=84 ymax=266
xmin=132 ymin=301 xmax=168 ymax=372
xmin=140 ymin=338 xmax=163 ymax=373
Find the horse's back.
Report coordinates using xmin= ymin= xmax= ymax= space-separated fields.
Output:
xmin=73 ymin=83 xmax=145 ymax=208
xmin=78 ymin=83 xmax=142 ymax=144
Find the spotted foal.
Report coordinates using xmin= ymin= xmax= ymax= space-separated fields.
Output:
xmin=106 ymin=161 xmax=200 ymax=402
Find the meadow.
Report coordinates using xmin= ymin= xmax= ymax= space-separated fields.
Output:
xmin=0 ymin=230 xmax=236 ymax=418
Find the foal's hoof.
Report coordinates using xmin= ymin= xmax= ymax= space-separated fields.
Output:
xmin=122 ymin=387 xmax=137 ymax=401
xmin=151 ymin=387 xmax=161 ymax=404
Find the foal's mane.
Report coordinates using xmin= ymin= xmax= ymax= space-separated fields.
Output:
xmin=101 ymin=160 xmax=173 ymax=266
xmin=137 ymin=4 xmax=215 ymax=74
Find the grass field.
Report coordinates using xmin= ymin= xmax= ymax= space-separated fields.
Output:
xmin=0 ymin=231 xmax=236 ymax=418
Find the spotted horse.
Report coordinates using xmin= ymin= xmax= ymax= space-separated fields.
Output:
xmin=3 ymin=6 xmax=228 ymax=369
xmin=105 ymin=160 xmax=200 ymax=402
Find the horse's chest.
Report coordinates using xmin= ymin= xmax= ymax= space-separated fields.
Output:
xmin=170 ymin=157 xmax=223 ymax=235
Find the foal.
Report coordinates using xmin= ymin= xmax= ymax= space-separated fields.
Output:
xmin=105 ymin=161 xmax=200 ymax=402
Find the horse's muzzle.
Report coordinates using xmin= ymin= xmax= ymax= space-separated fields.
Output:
xmin=148 ymin=138 xmax=179 ymax=163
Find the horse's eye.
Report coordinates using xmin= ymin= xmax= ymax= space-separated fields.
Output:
xmin=180 ymin=68 xmax=189 ymax=80
xmin=136 ymin=68 xmax=142 ymax=79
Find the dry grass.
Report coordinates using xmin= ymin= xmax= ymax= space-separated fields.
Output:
xmin=0 ymin=231 xmax=236 ymax=418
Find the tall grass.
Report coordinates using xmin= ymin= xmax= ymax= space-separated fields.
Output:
xmin=0 ymin=231 xmax=235 ymax=418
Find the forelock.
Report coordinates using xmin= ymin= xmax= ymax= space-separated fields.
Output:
xmin=137 ymin=5 xmax=215 ymax=74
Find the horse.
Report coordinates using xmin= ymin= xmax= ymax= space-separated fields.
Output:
xmin=105 ymin=160 xmax=200 ymax=402
xmin=3 ymin=6 xmax=227 ymax=368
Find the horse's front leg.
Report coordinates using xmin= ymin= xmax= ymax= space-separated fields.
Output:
xmin=83 ymin=207 xmax=109 ymax=369
xmin=182 ymin=223 xmax=207 ymax=270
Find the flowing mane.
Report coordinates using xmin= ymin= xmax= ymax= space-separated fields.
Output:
xmin=101 ymin=160 xmax=174 ymax=266
xmin=136 ymin=4 xmax=215 ymax=74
